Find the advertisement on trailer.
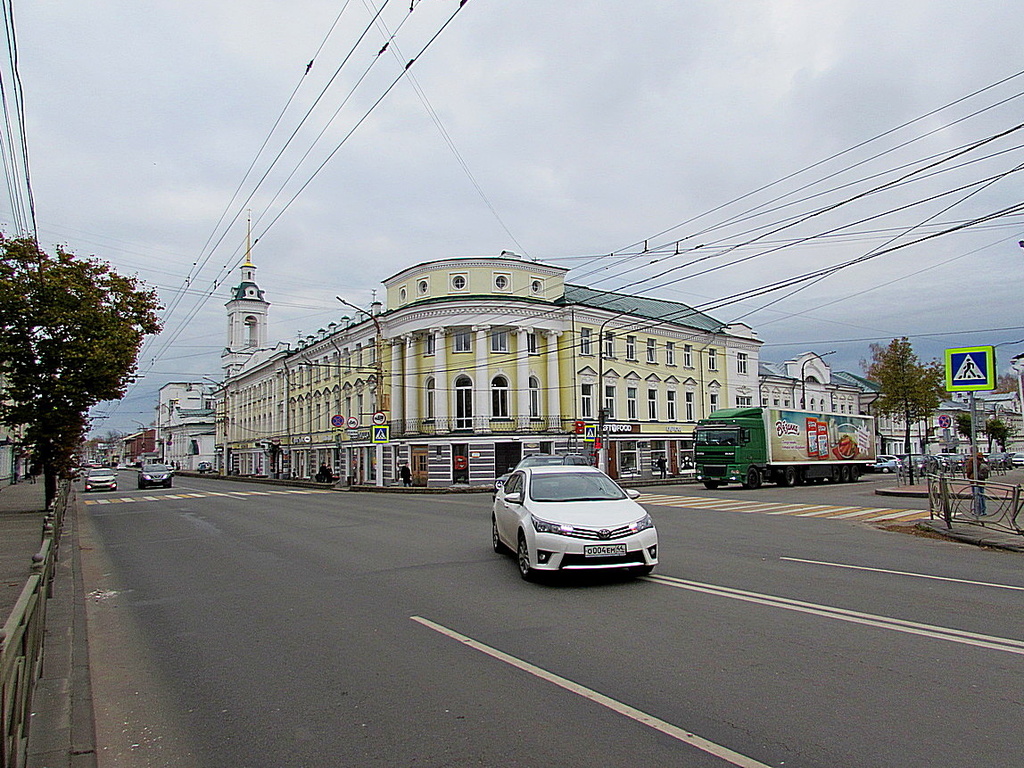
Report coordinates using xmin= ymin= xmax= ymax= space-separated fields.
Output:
xmin=767 ymin=409 xmax=875 ymax=463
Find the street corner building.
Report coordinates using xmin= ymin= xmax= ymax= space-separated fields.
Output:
xmin=210 ymin=252 xmax=763 ymax=488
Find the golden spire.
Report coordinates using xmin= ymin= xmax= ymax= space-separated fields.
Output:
xmin=243 ymin=210 xmax=254 ymax=268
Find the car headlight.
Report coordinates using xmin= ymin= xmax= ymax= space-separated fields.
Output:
xmin=628 ymin=513 xmax=655 ymax=533
xmin=531 ymin=515 xmax=573 ymax=535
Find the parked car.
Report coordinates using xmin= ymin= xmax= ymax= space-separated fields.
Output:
xmin=138 ymin=463 xmax=173 ymax=489
xmin=1012 ymin=452 xmax=1024 ymax=467
xmin=493 ymin=453 xmax=592 ymax=493
xmin=84 ymin=467 xmax=118 ymax=492
xmin=492 ymin=465 xmax=658 ymax=581
xmin=196 ymin=461 xmax=213 ymax=473
xmin=870 ymin=455 xmax=902 ymax=473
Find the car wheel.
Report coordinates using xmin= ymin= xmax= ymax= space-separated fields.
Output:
xmin=492 ymin=516 xmax=508 ymax=554
xmin=517 ymin=533 xmax=535 ymax=581
xmin=742 ymin=467 xmax=762 ymax=489
xmin=166 ymin=480 xmax=172 ymax=488
xmin=702 ymin=480 xmax=721 ymax=490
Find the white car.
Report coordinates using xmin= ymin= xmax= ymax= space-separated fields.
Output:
xmin=492 ymin=465 xmax=658 ymax=580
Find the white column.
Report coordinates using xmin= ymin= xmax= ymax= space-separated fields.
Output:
xmin=403 ymin=334 xmax=418 ymax=427
xmin=432 ymin=328 xmax=448 ymax=431
xmin=516 ymin=327 xmax=530 ymax=422
xmin=546 ymin=331 xmax=562 ymax=429
xmin=390 ymin=338 xmax=403 ymax=427
xmin=474 ymin=325 xmax=490 ymax=432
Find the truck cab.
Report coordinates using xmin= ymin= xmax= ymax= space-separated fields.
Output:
xmin=694 ymin=408 xmax=767 ymax=489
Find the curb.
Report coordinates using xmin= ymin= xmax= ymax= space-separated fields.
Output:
xmin=916 ymin=519 xmax=1024 ymax=552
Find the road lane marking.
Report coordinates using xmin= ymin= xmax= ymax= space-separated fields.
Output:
xmin=646 ymin=574 xmax=1024 ymax=655
xmin=82 ymin=488 xmax=334 ymax=505
xmin=411 ymin=616 xmax=773 ymax=768
xmin=640 ymin=493 xmax=923 ymax=522
xmin=780 ymin=557 xmax=1024 ymax=592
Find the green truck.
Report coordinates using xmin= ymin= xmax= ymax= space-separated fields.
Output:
xmin=694 ymin=407 xmax=876 ymax=489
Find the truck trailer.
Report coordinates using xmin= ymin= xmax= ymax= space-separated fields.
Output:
xmin=694 ymin=407 xmax=876 ymax=489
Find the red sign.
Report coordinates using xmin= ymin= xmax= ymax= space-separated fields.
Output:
xmin=453 ymin=455 xmax=468 ymax=471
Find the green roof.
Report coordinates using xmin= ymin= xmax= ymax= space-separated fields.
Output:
xmin=559 ymin=284 xmax=725 ymax=332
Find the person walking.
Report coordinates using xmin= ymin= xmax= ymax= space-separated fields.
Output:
xmin=399 ymin=463 xmax=412 ymax=487
xmin=965 ymin=451 xmax=989 ymax=516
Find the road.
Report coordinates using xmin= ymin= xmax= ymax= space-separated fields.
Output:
xmin=78 ymin=472 xmax=1023 ymax=767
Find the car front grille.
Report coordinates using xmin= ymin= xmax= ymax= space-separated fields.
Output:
xmin=557 ymin=524 xmax=640 ymax=541
xmin=560 ymin=551 xmax=646 ymax=569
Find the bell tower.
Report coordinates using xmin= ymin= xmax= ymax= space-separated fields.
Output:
xmin=222 ymin=227 xmax=269 ymax=376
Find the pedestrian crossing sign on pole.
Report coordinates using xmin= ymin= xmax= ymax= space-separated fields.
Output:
xmin=583 ymin=424 xmax=597 ymax=443
xmin=945 ymin=346 xmax=995 ymax=391
xmin=372 ymin=425 xmax=390 ymax=443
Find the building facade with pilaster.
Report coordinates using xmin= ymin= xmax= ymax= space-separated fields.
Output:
xmin=215 ymin=254 xmax=763 ymax=487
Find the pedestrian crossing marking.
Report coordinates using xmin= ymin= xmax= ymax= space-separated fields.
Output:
xmin=639 ymin=493 xmax=927 ymax=523
xmin=83 ymin=488 xmax=334 ymax=505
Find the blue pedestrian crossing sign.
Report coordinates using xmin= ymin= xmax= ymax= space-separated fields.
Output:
xmin=583 ymin=424 xmax=597 ymax=443
xmin=945 ymin=346 xmax=995 ymax=391
xmin=372 ymin=425 xmax=390 ymax=444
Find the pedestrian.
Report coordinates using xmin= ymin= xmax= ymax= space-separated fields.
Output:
xmin=316 ymin=463 xmax=331 ymax=483
xmin=656 ymin=456 xmax=667 ymax=479
xmin=399 ymin=463 xmax=412 ymax=487
xmin=964 ymin=451 xmax=989 ymax=516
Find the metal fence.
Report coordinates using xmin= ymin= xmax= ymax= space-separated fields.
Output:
xmin=1 ymin=480 xmax=69 ymax=768
xmin=927 ymin=474 xmax=1023 ymax=535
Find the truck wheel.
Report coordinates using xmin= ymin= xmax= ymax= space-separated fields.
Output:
xmin=778 ymin=466 xmax=796 ymax=487
xmin=839 ymin=465 xmax=852 ymax=483
xmin=742 ymin=467 xmax=762 ymax=490
xmin=702 ymin=480 xmax=721 ymax=490
xmin=849 ymin=466 xmax=860 ymax=482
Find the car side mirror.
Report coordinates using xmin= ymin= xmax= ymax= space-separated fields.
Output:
xmin=504 ymin=492 xmax=523 ymax=505
xmin=625 ymin=488 xmax=640 ymax=499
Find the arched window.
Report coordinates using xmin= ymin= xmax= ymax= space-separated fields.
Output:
xmin=491 ymin=375 xmax=509 ymax=418
xmin=244 ymin=316 xmax=259 ymax=348
xmin=529 ymin=376 xmax=541 ymax=418
xmin=455 ymin=375 xmax=473 ymax=429
xmin=425 ymin=377 xmax=435 ymax=419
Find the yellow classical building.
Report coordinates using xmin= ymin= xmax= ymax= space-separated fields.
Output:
xmin=215 ymin=253 xmax=762 ymax=487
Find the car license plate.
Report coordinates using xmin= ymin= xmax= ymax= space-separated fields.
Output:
xmin=584 ymin=543 xmax=627 ymax=557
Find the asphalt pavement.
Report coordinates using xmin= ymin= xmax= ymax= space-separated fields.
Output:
xmin=4 ymin=467 xmax=1023 ymax=767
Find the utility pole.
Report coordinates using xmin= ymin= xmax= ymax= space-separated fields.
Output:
xmin=597 ymin=307 xmax=637 ymax=474
xmin=337 ymin=296 xmax=386 ymax=487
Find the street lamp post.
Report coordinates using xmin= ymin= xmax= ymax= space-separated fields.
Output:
xmin=597 ymin=307 xmax=638 ymax=473
xmin=337 ymin=297 xmax=386 ymax=488
xmin=801 ymin=350 xmax=836 ymax=410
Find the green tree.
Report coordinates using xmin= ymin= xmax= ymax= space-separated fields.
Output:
xmin=866 ymin=338 xmax=945 ymax=483
xmin=0 ymin=237 xmax=162 ymax=504
xmin=984 ymin=417 xmax=1010 ymax=451
xmin=955 ymin=412 xmax=973 ymax=440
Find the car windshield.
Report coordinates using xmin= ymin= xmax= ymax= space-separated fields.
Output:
xmin=529 ymin=472 xmax=626 ymax=502
xmin=695 ymin=428 xmax=741 ymax=446
xmin=143 ymin=464 xmax=170 ymax=472
xmin=518 ymin=455 xmax=570 ymax=468
xmin=87 ymin=468 xmax=114 ymax=477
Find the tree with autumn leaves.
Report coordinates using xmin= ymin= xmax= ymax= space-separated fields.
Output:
xmin=866 ymin=337 xmax=945 ymax=483
xmin=0 ymin=236 xmax=162 ymax=505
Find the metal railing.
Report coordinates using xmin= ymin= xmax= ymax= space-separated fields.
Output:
xmin=927 ymin=474 xmax=1023 ymax=535
xmin=1 ymin=480 xmax=70 ymax=768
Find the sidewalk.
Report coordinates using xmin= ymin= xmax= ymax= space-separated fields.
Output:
xmin=874 ymin=467 xmax=1024 ymax=552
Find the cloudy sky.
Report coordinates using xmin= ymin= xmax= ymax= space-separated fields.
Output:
xmin=11 ymin=1 xmax=1024 ymax=435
